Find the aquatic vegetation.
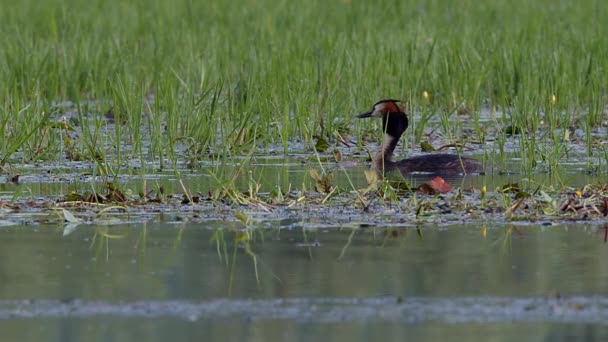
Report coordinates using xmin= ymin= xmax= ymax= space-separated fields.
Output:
xmin=0 ymin=0 xmax=607 ymax=176
xmin=1 ymin=168 xmax=605 ymax=231
xmin=0 ymin=0 xmax=606 ymax=232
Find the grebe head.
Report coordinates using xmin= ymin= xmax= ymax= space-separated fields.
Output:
xmin=358 ymin=99 xmax=408 ymax=139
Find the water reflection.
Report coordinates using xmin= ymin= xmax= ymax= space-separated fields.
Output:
xmin=0 ymin=159 xmax=603 ymax=199
xmin=2 ymin=223 xmax=608 ymax=299
xmin=2 ymin=222 xmax=608 ymax=341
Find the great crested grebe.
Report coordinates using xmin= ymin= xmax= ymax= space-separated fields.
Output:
xmin=358 ymin=99 xmax=483 ymax=175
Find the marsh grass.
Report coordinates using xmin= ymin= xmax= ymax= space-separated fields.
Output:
xmin=1 ymin=0 xmax=607 ymax=180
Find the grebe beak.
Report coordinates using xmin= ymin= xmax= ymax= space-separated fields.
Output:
xmin=357 ymin=111 xmax=373 ymax=118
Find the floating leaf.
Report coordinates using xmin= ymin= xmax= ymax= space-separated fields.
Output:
xmin=420 ymin=141 xmax=436 ymax=152
xmin=332 ymin=149 xmax=342 ymax=162
xmin=66 ymin=191 xmax=83 ymax=202
xmin=270 ymin=188 xmax=285 ymax=203
xmin=388 ymin=179 xmax=412 ymax=191
xmin=62 ymin=208 xmax=81 ymax=224
xmin=417 ymin=183 xmax=436 ymax=195
xmin=309 ymin=168 xmax=321 ymax=181
xmin=499 ymin=183 xmax=520 ymax=193
xmin=309 ymin=168 xmax=333 ymax=193
xmin=314 ymin=136 xmax=330 ymax=152
xmin=514 ymin=191 xmax=531 ymax=199
xmin=540 ymin=190 xmax=555 ymax=204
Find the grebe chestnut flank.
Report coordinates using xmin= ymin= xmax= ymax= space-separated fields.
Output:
xmin=358 ymin=99 xmax=483 ymax=175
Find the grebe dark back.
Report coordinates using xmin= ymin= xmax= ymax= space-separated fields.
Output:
xmin=358 ymin=99 xmax=483 ymax=175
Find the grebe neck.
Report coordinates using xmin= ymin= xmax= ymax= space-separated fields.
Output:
xmin=375 ymin=134 xmax=400 ymax=171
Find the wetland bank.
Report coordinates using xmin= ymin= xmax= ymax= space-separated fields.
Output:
xmin=2 ymin=0 xmax=608 ymax=340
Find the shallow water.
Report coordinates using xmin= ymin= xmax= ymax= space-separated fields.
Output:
xmin=2 ymin=222 xmax=608 ymax=341
xmin=0 ymin=156 xmax=602 ymax=198
xmin=1 ymin=154 xmax=608 ymax=341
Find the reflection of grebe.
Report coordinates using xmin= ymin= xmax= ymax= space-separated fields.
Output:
xmin=358 ymin=99 xmax=482 ymax=175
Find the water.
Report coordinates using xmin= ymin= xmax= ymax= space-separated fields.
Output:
xmin=1 ymin=156 xmax=607 ymax=341
xmin=2 ymin=222 xmax=608 ymax=341
xmin=0 ymin=151 xmax=602 ymax=198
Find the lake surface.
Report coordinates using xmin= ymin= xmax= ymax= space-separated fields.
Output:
xmin=1 ymin=154 xmax=607 ymax=341
xmin=2 ymin=221 xmax=608 ymax=341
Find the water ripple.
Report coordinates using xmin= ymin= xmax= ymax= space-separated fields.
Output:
xmin=2 ymin=296 xmax=608 ymax=324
